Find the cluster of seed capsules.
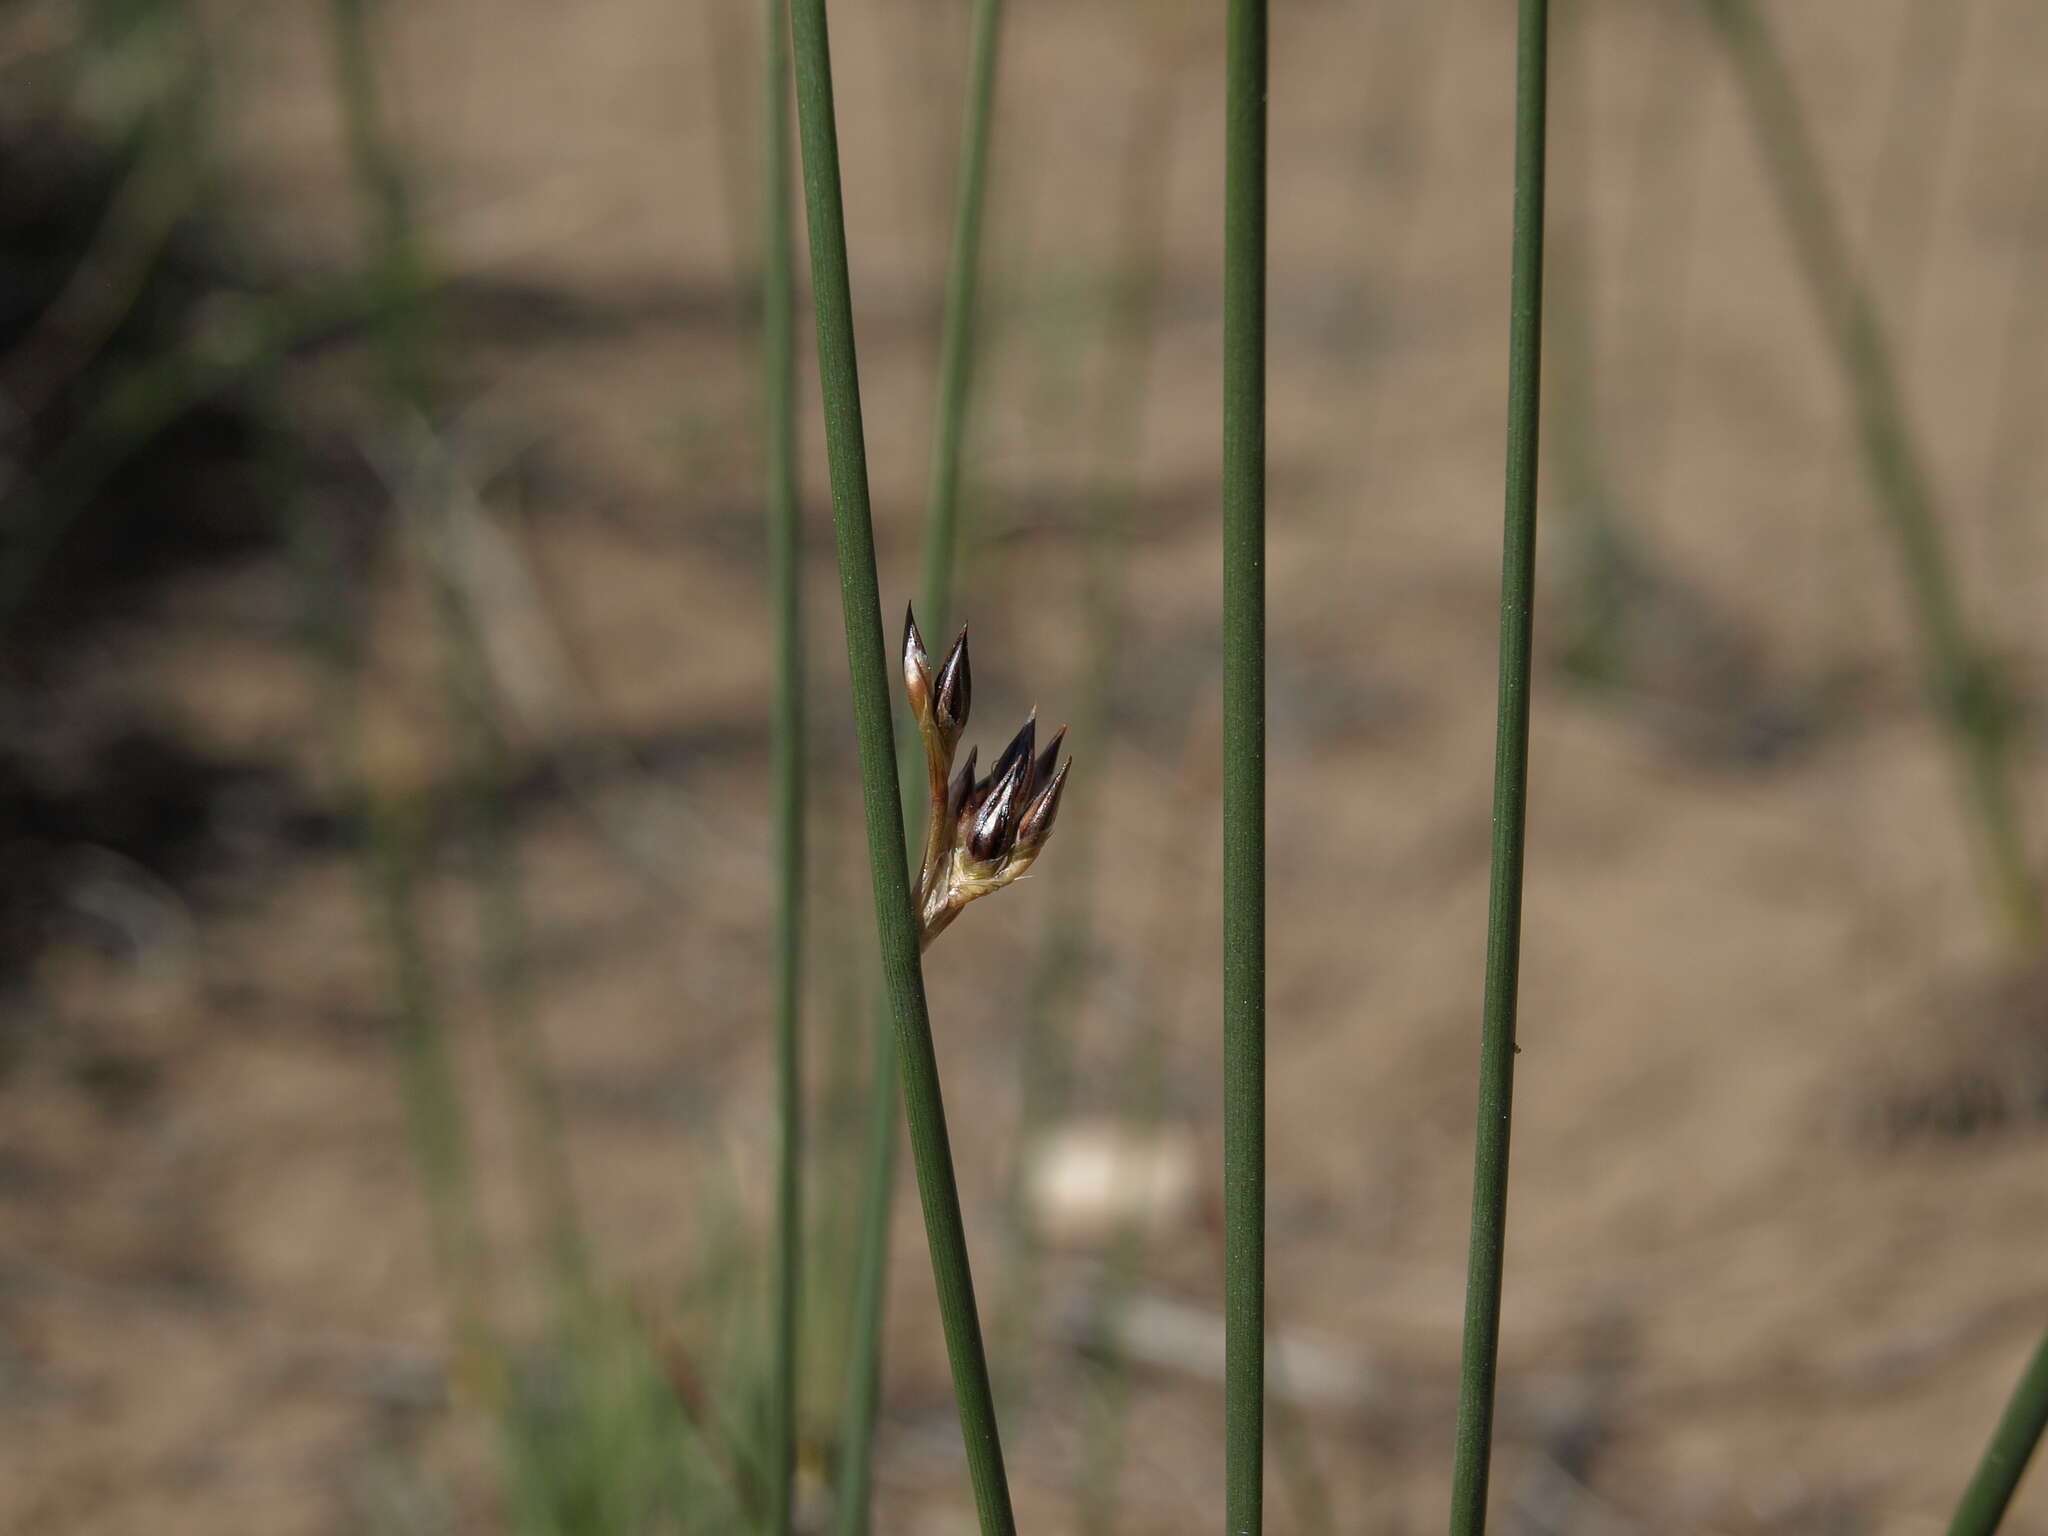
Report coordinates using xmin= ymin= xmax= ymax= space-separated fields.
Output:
xmin=902 ymin=605 xmax=1071 ymax=948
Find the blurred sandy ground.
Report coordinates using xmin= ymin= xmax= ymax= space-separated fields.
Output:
xmin=2 ymin=0 xmax=2047 ymax=1530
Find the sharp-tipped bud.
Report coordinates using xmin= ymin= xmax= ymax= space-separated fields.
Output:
xmin=1031 ymin=725 xmax=1066 ymax=802
xmin=932 ymin=625 xmax=971 ymax=740
xmin=988 ymin=710 xmax=1036 ymax=792
xmin=954 ymin=751 xmax=1001 ymax=839
xmin=947 ymin=745 xmax=978 ymax=823
xmin=965 ymin=754 xmax=1026 ymax=865
xmin=903 ymin=605 xmax=932 ymax=725
xmin=1011 ymin=756 xmax=1070 ymax=860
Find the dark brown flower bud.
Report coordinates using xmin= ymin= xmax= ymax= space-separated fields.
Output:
xmin=932 ymin=625 xmax=971 ymax=739
xmin=903 ymin=605 xmax=932 ymax=726
xmin=958 ymin=774 xmax=991 ymax=825
xmin=987 ymin=710 xmax=1036 ymax=794
xmin=965 ymin=744 xmax=1031 ymax=864
xmin=1011 ymin=756 xmax=1070 ymax=859
xmin=1031 ymin=725 xmax=1066 ymax=803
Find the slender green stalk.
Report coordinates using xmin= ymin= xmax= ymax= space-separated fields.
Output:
xmin=284 ymin=481 xmax=500 ymax=1411
xmin=1701 ymin=0 xmax=2040 ymax=956
xmin=833 ymin=986 xmax=900 ymax=1536
xmin=993 ymin=45 xmax=1180 ymax=1407
xmin=810 ymin=849 xmax=875 ymax=1401
xmin=327 ymin=0 xmax=588 ymax=1299
xmin=1822 ymin=0 xmax=1972 ymax=680
xmin=1814 ymin=0 xmax=1977 ymax=1054
xmin=706 ymin=0 xmax=760 ymax=307
xmin=1614 ymin=0 xmax=1705 ymax=520
xmin=762 ymin=0 xmax=804 ymax=1526
xmin=1222 ymin=0 xmax=1267 ymax=1530
xmin=452 ymin=519 xmax=592 ymax=1296
xmin=327 ymin=0 xmax=431 ymax=403
xmin=832 ymin=1 xmax=1008 ymax=1525
xmin=786 ymin=3 xmax=1015 ymax=1532
xmin=917 ymin=0 xmax=1005 ymax=634
xmin=1548 ymin=0 xmax=1632 ymax=688
xmin=1947 ymin=1327 xmax=2048 ymax=1536
xmin=1448 ymin=3 xmax=1548 ymax=1533
xmin=358 ymin=699 xmax=503 ymax=1403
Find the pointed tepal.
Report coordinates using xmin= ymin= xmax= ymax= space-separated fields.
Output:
xmin=964 ymin=751 xmax=1025 ymax=867
xmin=933 ymin=623 xmax=972 ymax=748
xmin=1013 ymin=755 xmax=1069 ymax=862
xmin=987 ymin=709 xmax=1036 ymax=792
xmin=903 ymin=604 xmax=932 ymax=731
xmin=1031 ymin=724 xmax=1067 ymax=802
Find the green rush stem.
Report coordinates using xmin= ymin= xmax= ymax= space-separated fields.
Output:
xmin=1701 ymin=0 xmax=2041 ymax=957
xmin=763 ymin=0 xmax=805 ymax=1526
xmin=1946 ymin=1326 xmax=2048 ymax=1536
xmin=1449 ymin=2 xmax=1547 ymax=1534
xmin=992 ymin=47 xmax=1178 ymax=1406
xmin=327 ymin=0 xmax=431 ymax=403
xmin=359 ymin=750 xmax=502 ymax=1402
xmin=833 ymin=0 xmax=1008 ymax=1525
xmin=283 ymin=485 xmax=501 ymax=1412
xmin=917 ymin=0 xmax=1005 ymax=635
xmin=833 ymin=723 xmax=950 ymax=1536
xmin=1222 ymin=0 xmax=1267 ymax=1530
xmin=1548 ymin=0 xmax=1629 ymax=684
xmin=833 ymin=989 xmax=900 ymax=1536
xmin=327 ymin=0 xmax=588 ymax=1300
xmin=787 ymin=2 xmax=1017 ymax=1533
xmin=708 ymin=0 xmax=761 ymax=308
xmin=1614 ymin=0 xmax=1706 ymax=520
xmin=811 ymin=851 xmax=875 ymax=1364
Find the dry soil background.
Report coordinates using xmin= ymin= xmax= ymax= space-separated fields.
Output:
xmin=3 ymin=0 xmax=2048 ymax=1532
